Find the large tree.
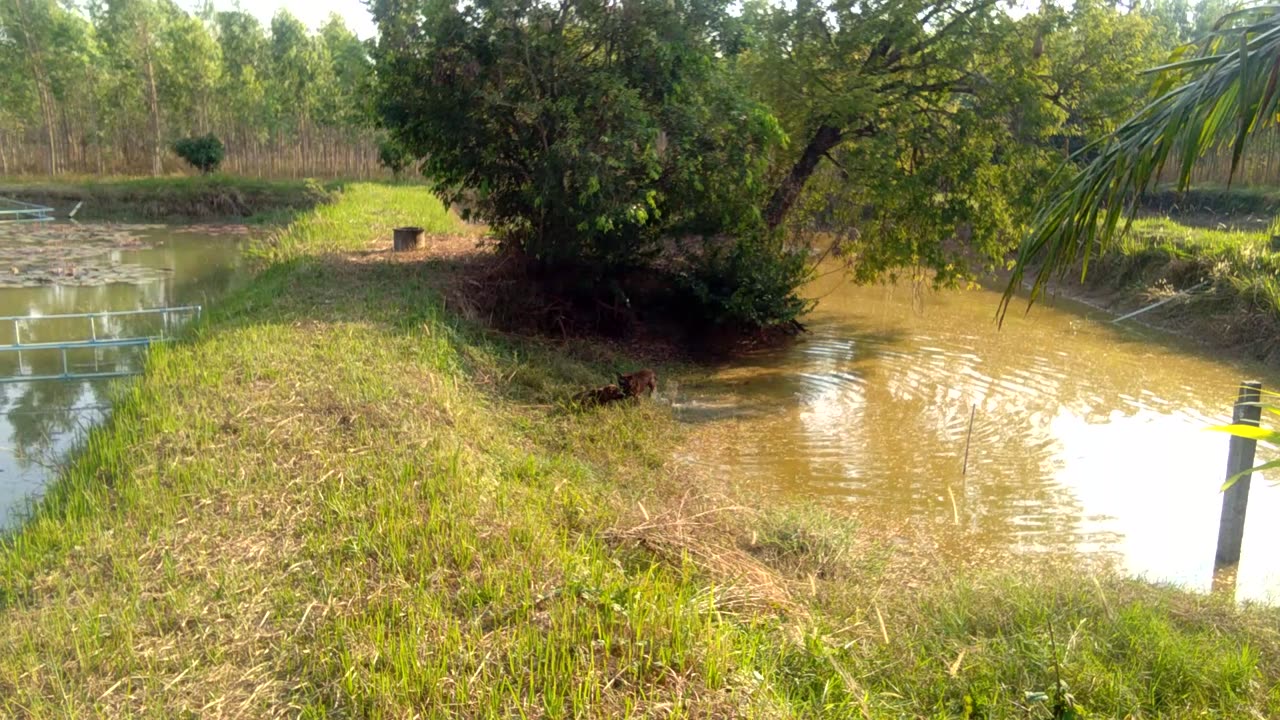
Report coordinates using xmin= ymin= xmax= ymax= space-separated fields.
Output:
xmin=372 ymin=0 xmax=785 ymax=271
xmin=371 ymin=0 xmax=816 ymax=329
xmin=742 ymin=0 xmax=1016 ymax=229
xmin=739 ymin=0 xmax=1057 ymax=284
xmin=738 ymin=0 xmax=1167 ymax=285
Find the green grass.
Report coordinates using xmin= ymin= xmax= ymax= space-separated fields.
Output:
xmin=2 ymin=183 xmax=1278 ymax=717
xmin=1085 ymin=217 xmax=1280 ymax=329
xmin=0 ymin=174 xmax=342 ymax=222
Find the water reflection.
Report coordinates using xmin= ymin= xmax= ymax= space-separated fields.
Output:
xmin=676 ymin=274 xmax=1280 ymax=602
xmin=0 ymin=226 xmax=245 ymax=529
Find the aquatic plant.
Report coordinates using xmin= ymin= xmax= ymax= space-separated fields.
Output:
xmin=0 ymin=223 xmax=166 ymax=288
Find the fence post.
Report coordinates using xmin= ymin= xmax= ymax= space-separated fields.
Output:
xmin=1214 ymin=381 xmax=1263 ymax=571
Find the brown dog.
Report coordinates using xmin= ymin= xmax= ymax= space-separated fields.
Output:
xmin=573 ymin=383 xmax=626 ymax=407
xmin=573 ymin=369 xmax=657 ymax=408
xmin=617 ymin=369 xmax=657 ymax=398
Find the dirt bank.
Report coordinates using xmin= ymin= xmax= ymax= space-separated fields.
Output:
xmin=0 ymin=176 xmax=337 ymax=221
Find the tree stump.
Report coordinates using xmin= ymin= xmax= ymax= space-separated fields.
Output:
xmin=393 ymin=226 xmax=424 ymax=251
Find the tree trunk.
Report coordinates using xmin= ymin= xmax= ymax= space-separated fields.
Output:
xmin=14 ymin=0 xmax=59 ymax=176
xmin=141 ymin=24 xmax=163 ymax=177
xmin=86 ymin=63 xmax=103 ymax=176
xmin=60 ymin=105 xmax=74 ymax=171
xmin=764 ymin=124 xmax=843 ymax=229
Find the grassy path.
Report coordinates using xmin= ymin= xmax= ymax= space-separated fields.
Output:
xmin=2 ymin=184 xmax=1278 ymax=718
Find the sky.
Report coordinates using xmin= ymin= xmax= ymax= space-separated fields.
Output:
xmin=178 ymin=0 xmax=377 ymax=39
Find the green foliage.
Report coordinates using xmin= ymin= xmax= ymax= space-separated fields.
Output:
xmin=0 ymin=1 xmax=374 ymax=176
xmin=678 ymin=236 xmax=814 ymax=329
xmin=735 ymin=0 xmax=1173 ymax=288
xmin=376 ymin=137 xmax=413 ymax=178
xmin=1004 ymin=5 xmax=1280 ymax=317
xmin=172 ymin=133 xmax=225 ymax=174
xmin=1030 ymin=0 xmax=1166 ymax=141
xmin=738 ymin=0 xmax=1051 ymax=284
xmin=372 ymin=0 xmax=804 ymax=329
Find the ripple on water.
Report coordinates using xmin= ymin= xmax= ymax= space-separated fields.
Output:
xmin=676 ymin=279 xmax=1280 ymax=602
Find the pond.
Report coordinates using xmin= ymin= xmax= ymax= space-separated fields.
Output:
xmin=0 ymin=222 xmax=246 ymax=530
xmin=674 ymin=271 xmax=1280 ymax=603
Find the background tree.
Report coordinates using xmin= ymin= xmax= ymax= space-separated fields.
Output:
xmin=0 ymin=1 xmax=383 ymax=177
xmin=267 ymin=11 xmax=324 ymax=170
xmin=159 ymin=8 xmax=221 ymax=134
xmin=3 ymin=0 xmax=62 ymax=174
xmin=377 ymin=136 xmax=412 ymax=179
xmin=317 ymin=14 xmax=374 ymax=131
xmin=98 ymin=0 xmax=167 ymax=176
xmin=1003 ymin=5 xmax=1280 ymax=315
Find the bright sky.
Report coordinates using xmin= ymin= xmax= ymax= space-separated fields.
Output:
xmin=178 ymin=0 xmax=377 ymax=39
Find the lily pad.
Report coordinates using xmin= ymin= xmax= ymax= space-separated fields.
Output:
xmin=0 ymin=222 xmax=170 ymax=288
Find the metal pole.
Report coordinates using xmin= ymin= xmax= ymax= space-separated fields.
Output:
xmin=1214 ymin=381 xmax=1263 ymax=571
xmin=1112 ymin=281 xmax=1209 ymax=324
xmin=61 ymin=347 xmax=69 ymax=378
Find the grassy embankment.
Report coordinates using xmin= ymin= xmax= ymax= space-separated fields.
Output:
xmin=1066 ymin=209 xmax=1280 ymax=363
xmin=1140 ymin=185 xmax=1280 ymax=217
xmin=0 ymin=175 xmax=345 ymax=223
xmin=2 ymin=183 xmax=1279 ymax=717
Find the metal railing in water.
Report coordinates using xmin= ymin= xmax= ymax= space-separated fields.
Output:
xmin=0 ymin=306 xmax=202 ymax=383
xmin=0 ymin=197 xmax=55 ymax=224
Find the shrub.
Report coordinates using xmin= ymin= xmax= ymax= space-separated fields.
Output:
xmin=172 ymin=134 xmax=226 ymax=174
xmin=678 ymin=235 xmax=815 ymax=330
xmin=377 ymin=137 xmax=414 ymax=179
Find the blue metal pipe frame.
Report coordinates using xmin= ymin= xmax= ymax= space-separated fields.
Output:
xmin=0 ymin=306 xmax=202 ymax=383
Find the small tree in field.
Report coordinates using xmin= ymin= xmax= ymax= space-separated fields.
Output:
xmin=371 ymin=0 xmax=810 ymax=330
xmin=173 ymin=134 xmax=226 ymax=174
xmin=377 ymin=137 xmax=413 ymax=179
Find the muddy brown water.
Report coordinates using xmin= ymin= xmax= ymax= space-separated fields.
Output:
xmin=673 ymin=272 xmax=1280 ymax=602
xmin=0 ymin=224 xmax=245 ymax=530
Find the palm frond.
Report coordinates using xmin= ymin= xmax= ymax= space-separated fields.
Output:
xmin=1000 ymin=5 xmax=1280 ymax=321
